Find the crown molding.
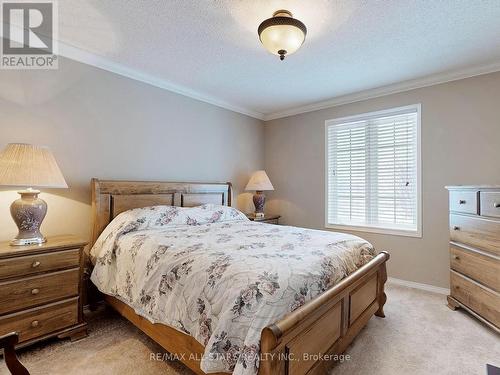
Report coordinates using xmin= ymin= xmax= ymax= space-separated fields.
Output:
xmin=0 ymin=24 xmax=261 ymax=120
xmin=4 ymin=24 xmax=499 ymax=123
xmin=263 ymin=61 xmax=500 ymax=121
xmin=57 ymin=42 xmax=266 ymax=120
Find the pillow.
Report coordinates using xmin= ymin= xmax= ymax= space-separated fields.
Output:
xmin=90 ymin=204 xmax=248 ymax=261
xmin=182 ymin=204 xmax=248 ymax=225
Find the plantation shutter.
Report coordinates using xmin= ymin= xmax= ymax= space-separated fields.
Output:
xmin=326 ymin=106 xmax=419 ymax=233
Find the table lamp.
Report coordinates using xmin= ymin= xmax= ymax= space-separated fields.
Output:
xmin=0 ymin=143 xmax=68 ymax=246
xmin=245 ymin=170 xmax=274 ymax=218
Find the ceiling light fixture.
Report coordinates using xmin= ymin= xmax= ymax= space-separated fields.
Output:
xmin=258 ymin=10 xmax=307 ymax=61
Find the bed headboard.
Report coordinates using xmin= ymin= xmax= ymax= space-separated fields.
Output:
xmin=90 ymin=179 xmax=232 ymax=246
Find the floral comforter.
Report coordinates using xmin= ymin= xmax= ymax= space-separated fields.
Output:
xmin=90 ymin=204 xmax=375 ymax=375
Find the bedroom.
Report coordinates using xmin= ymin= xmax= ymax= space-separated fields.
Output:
xmin=0 ymin=1 xmax=499 ymax=374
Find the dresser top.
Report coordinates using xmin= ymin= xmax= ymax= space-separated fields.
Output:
xmin=446 ymin=185 xmax=500 ymax=190
xmin=0 ymin=235 xmax=87 ymax=258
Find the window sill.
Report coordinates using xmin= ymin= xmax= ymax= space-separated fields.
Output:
xmin=325 ymin=223 xmax=422 ymax=238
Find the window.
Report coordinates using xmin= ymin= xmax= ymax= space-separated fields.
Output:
xmin=325 ymin=104 xmax=421 ymax=237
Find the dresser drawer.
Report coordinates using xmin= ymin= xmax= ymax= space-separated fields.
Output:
xmin=0 ymin=298 xmax=78 ymax=343
xmin=449 ymin=190 xmax=478 ymax=215
xmin=450 ymin=245 xmax=500 ymax=292
xmin=0 ymin=269 xmax=79 ymax=315
xmin=450 ymin=271 xmax=500 ymax=327
xmin=0 ymin=248 xmax=80 ymax=280
xmin=480 ymin=191 xmax=500 ymax=219
xmin=450 ymin=214 xmax=500 ymax=257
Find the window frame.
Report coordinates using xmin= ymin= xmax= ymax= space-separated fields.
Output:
xmin=324 ymin=104 xmax=422 ymax=238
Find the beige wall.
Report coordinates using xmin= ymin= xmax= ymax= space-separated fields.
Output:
xmin=264 ymin=71 xmax=500 ymax=288
xmin=2 ymin=55 xmax=499 ymax=289
xmin=0 ymin=57 xmax=264 ymax=243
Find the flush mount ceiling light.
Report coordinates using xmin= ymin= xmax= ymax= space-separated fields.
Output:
xmin=258 ymin=10 xmax=307 ymax=61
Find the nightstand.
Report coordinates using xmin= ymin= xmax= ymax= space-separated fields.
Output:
xmin=0 ymin=235 xmax=88 ymax=347
xmin=246 ymin=214 xmax=281 ymax=225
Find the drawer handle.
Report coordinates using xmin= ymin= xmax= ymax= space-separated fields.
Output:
xmin=452 ymin=255 xmax=460 ymax=260
xmin=459 ymin=200 xmax=466 ymax=205
xmin=494 ymin=202 xmax=500 ymax=208
xmin=32 ymin=261 xmax=41 ymax=268
xmin=31 ymin=320 xmax=39 ymax=328
xmin=31 ymin=288 xmax=40 ymax=295
xmin=453 ymin=226 xmax=460 ymax=231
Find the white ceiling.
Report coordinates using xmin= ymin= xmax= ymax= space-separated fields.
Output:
xmin=50 ymin=1 xmax=500 ymax=119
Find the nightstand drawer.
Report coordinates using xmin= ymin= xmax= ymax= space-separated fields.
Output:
xmin=0 ymin=248 xmax=80 ymax=280
xmin=246 ymin=214 xmax=281 ymax=224
xmin=0 ymin=298 xmax=78 ymax=343
xmin=0 ymin=269 xmax=79 ymax=314
xmin=262 ymin=218 xmax=279 ymax=224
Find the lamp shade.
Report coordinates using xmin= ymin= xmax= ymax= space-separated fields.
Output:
xmin=0 ymin=143 xmax=68 ymax=188
xmin=245 ymin=170 xmax=274 ymax=191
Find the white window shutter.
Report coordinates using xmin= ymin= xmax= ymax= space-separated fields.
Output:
xmin=326 ymin=105 xmax=420 ymax=235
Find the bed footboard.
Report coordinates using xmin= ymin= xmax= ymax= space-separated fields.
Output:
xmin=259 ymin=251 xmax=389 ymax=375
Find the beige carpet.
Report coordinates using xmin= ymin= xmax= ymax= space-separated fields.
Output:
xmin=1 ymin=284 xmax=499 ymax=375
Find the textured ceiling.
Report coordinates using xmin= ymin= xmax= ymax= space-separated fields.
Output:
xmin=54 ymin=0 xmax=500 ymax=118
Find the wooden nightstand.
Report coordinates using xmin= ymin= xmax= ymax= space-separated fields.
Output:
xmin=246 ymin=214 xmax=281 ymax=225
xmin=0 ymin=235 xmax=88 ymax=347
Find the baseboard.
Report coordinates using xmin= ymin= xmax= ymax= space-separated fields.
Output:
xmin=388 ymin=277 xmax=450 ymax=295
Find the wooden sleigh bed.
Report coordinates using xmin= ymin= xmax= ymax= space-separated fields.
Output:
xmin=90 ymin=179 xmax=389 ymax=375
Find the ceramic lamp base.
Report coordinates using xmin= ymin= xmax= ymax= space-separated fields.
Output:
xmin=10 ymin=189 xmax=47 ymax=246
xmin=253 ymin=191 xmax=266 ymax=217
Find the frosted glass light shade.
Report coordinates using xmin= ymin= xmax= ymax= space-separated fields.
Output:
xmin=245 ymin=170 xmax=274 ymax=191
xmin=0 ymin=143 xmax=68 ymax=188
xmin=258 ymin=10 xmax=307 ymax=60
